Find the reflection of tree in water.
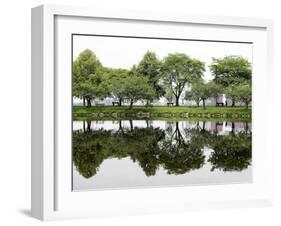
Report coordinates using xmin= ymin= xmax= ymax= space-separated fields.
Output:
xmin=73 ymin=120 xmax=205 ymax=178
xmin=160 ymin=121 xmax=205 ymax=174
xmin=73 ymin=121 xmax=165 ymax=178
xmin=208 ymin=131 xmax=252 ymax=172
xmin=73 ymin=120 xmax=252 ymax=179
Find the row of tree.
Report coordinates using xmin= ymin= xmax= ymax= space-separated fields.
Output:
xmin=73 ymin=49 xmax=252 ymax=108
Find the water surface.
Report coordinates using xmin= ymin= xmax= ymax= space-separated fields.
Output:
xmin=72 ymin=120 xmax=252 ymax=191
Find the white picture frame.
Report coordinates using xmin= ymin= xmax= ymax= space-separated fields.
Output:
xmin=31 ymin=4 xmax=274 ymax=221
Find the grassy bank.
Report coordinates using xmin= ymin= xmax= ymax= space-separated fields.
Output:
xmin=73 ymin=106 xmax=251 ymax=121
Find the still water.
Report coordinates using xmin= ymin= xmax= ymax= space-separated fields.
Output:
xmin=72 ymin=120 xmax=252 ymax=191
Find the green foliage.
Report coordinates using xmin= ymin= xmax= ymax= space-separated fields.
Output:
xmin=72 ymin=50 xmax=251 ymax=109
xmin=185 ymin=83 xmax=203 ymax=107
xmin=103 ymin=68 xmax=129 ymax=105
xmin=185 ymin=81 xmax=222 ymax=108
xmin=134 ymin=51 xmax=165 ymax=100
xmin=236 ymin=82 xmax=252 ymax=108
xmin=73 ymin=49 xmax=108 ymax=106
xmin=73 ymin=120 xmax=252 ymax=178
xmin=224 ymin=84 xmax=238 ymax=106
xmin=224 ymin=82 xmax=252 ymax=108
xmin=162 ymin=53 xmax=205 ymax=106
xmin=208 ymin=131 xmax=252 ymax=171
xmin=160 ymin=122 xmax=205 ymax=174
xmin=210 ymin=55 xmax=252 ymax=87
xmin=121 ymin=75 xmax=156 ymax=108
xmin=164 ymin=86 xmax=174 ymax=102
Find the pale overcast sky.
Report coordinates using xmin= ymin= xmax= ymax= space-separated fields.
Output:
xmin=73 ymin=35 xmax=252 ymax=81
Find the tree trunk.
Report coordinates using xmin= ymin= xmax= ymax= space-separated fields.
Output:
xmin=215 ymin=96 xmax=218 ymax=107
xmin=175 ymin=96 xmax=180 ymax=106
xmin=231 ymin=98 xmax=235 ymax=107
xmin=203 ymin=99 xmax=206 ymax=109
xmin=83 ymin=97 xmax=86 ymax=107
xmin=196 ymin=101 xmax=200 ymax=107
xmin=86 ymin=97 xmax=92 ymax=107
xmin=146 ymin=99 xmax=150 ymax=107
xmin=119 ymin=98 xmax=122 ymax=106
xmin=129 ymin=99 xmax=134 ymax=109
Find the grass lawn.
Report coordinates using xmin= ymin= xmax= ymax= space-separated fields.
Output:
xmin=73 ymin=105 xmax=251 ymax=121
xmin=74 ymin=105 xmax=251 ymax=114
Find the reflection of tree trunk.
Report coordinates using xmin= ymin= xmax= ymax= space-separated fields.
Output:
xmin=232 ymin=122 xmax=235 ymax=133
xmin=202 ymin=121 xmax=206 ymax=130
xmin=129 ymin=120 xmax=133 ymax=131
xmin=174 ymin=121 xmax=183 ymax=145
xmin=86 ymin=121 xmax=91 ymax=132
xmin=146 ymin=120 xmax=149 ymax=128
xmin=83 ymin=120 xmax=86 ymax=132
xmin=245 ymin=122 xmax=249 ymax=133
xmin=118 ymin=120 xmax=124 ymax=134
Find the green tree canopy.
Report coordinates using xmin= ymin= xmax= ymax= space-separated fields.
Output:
xmin=73 ymin=49 xmax=108 ymax=107
xmin=235 ymin=82 xmax=252 ymax=108
xmin=134 ymin=51 xmax=165 ymax=101
xmin=210 ymin=55 xmax=252 ymax=87
xmin=185 ymin=81 xmax=222 ymax=108
xmin=121 ymin=75 xmax=156 ymax=109
xmin=162 ymin=53 xmax=205 ymax=106
xmin=103 ymin=67 xmax=129 ymax=106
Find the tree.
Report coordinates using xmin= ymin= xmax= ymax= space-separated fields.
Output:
xmin=185 ymin=81 xmax=221 ymax=108
xmin=164 ymin=86 xmax=174 ymax=103
xmin=73 ymin=49 xmax=107 ymax=107
xmin=236 ymin=82 xmax=252 ymax=108
xmin=162 ymin=53 xmax=205 ymax=106
xmin=224 ymin=85 xmax=236 ymax=107
xmin=185 ymin=83 xmax=202 ymax=107
xmin=210 ymin=55 xmax=252 ymax=87
xmin=103 ymin=68 xmax=129 ymax=106
xmin=122 ymin=75 xmax=156 ymax=109
xmin=134 ymin=51 xmax=165 ymax=103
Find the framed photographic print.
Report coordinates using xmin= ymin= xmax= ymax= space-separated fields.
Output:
xmin=31 ymin=4 xmax=274 ymax=221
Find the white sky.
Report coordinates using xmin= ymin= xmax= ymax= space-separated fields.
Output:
xmin=73 ymin=35 xmax=253 ymax=81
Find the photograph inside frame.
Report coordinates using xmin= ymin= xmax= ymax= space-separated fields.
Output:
xmin=71 ymin=34 xmax=252 ymax=191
